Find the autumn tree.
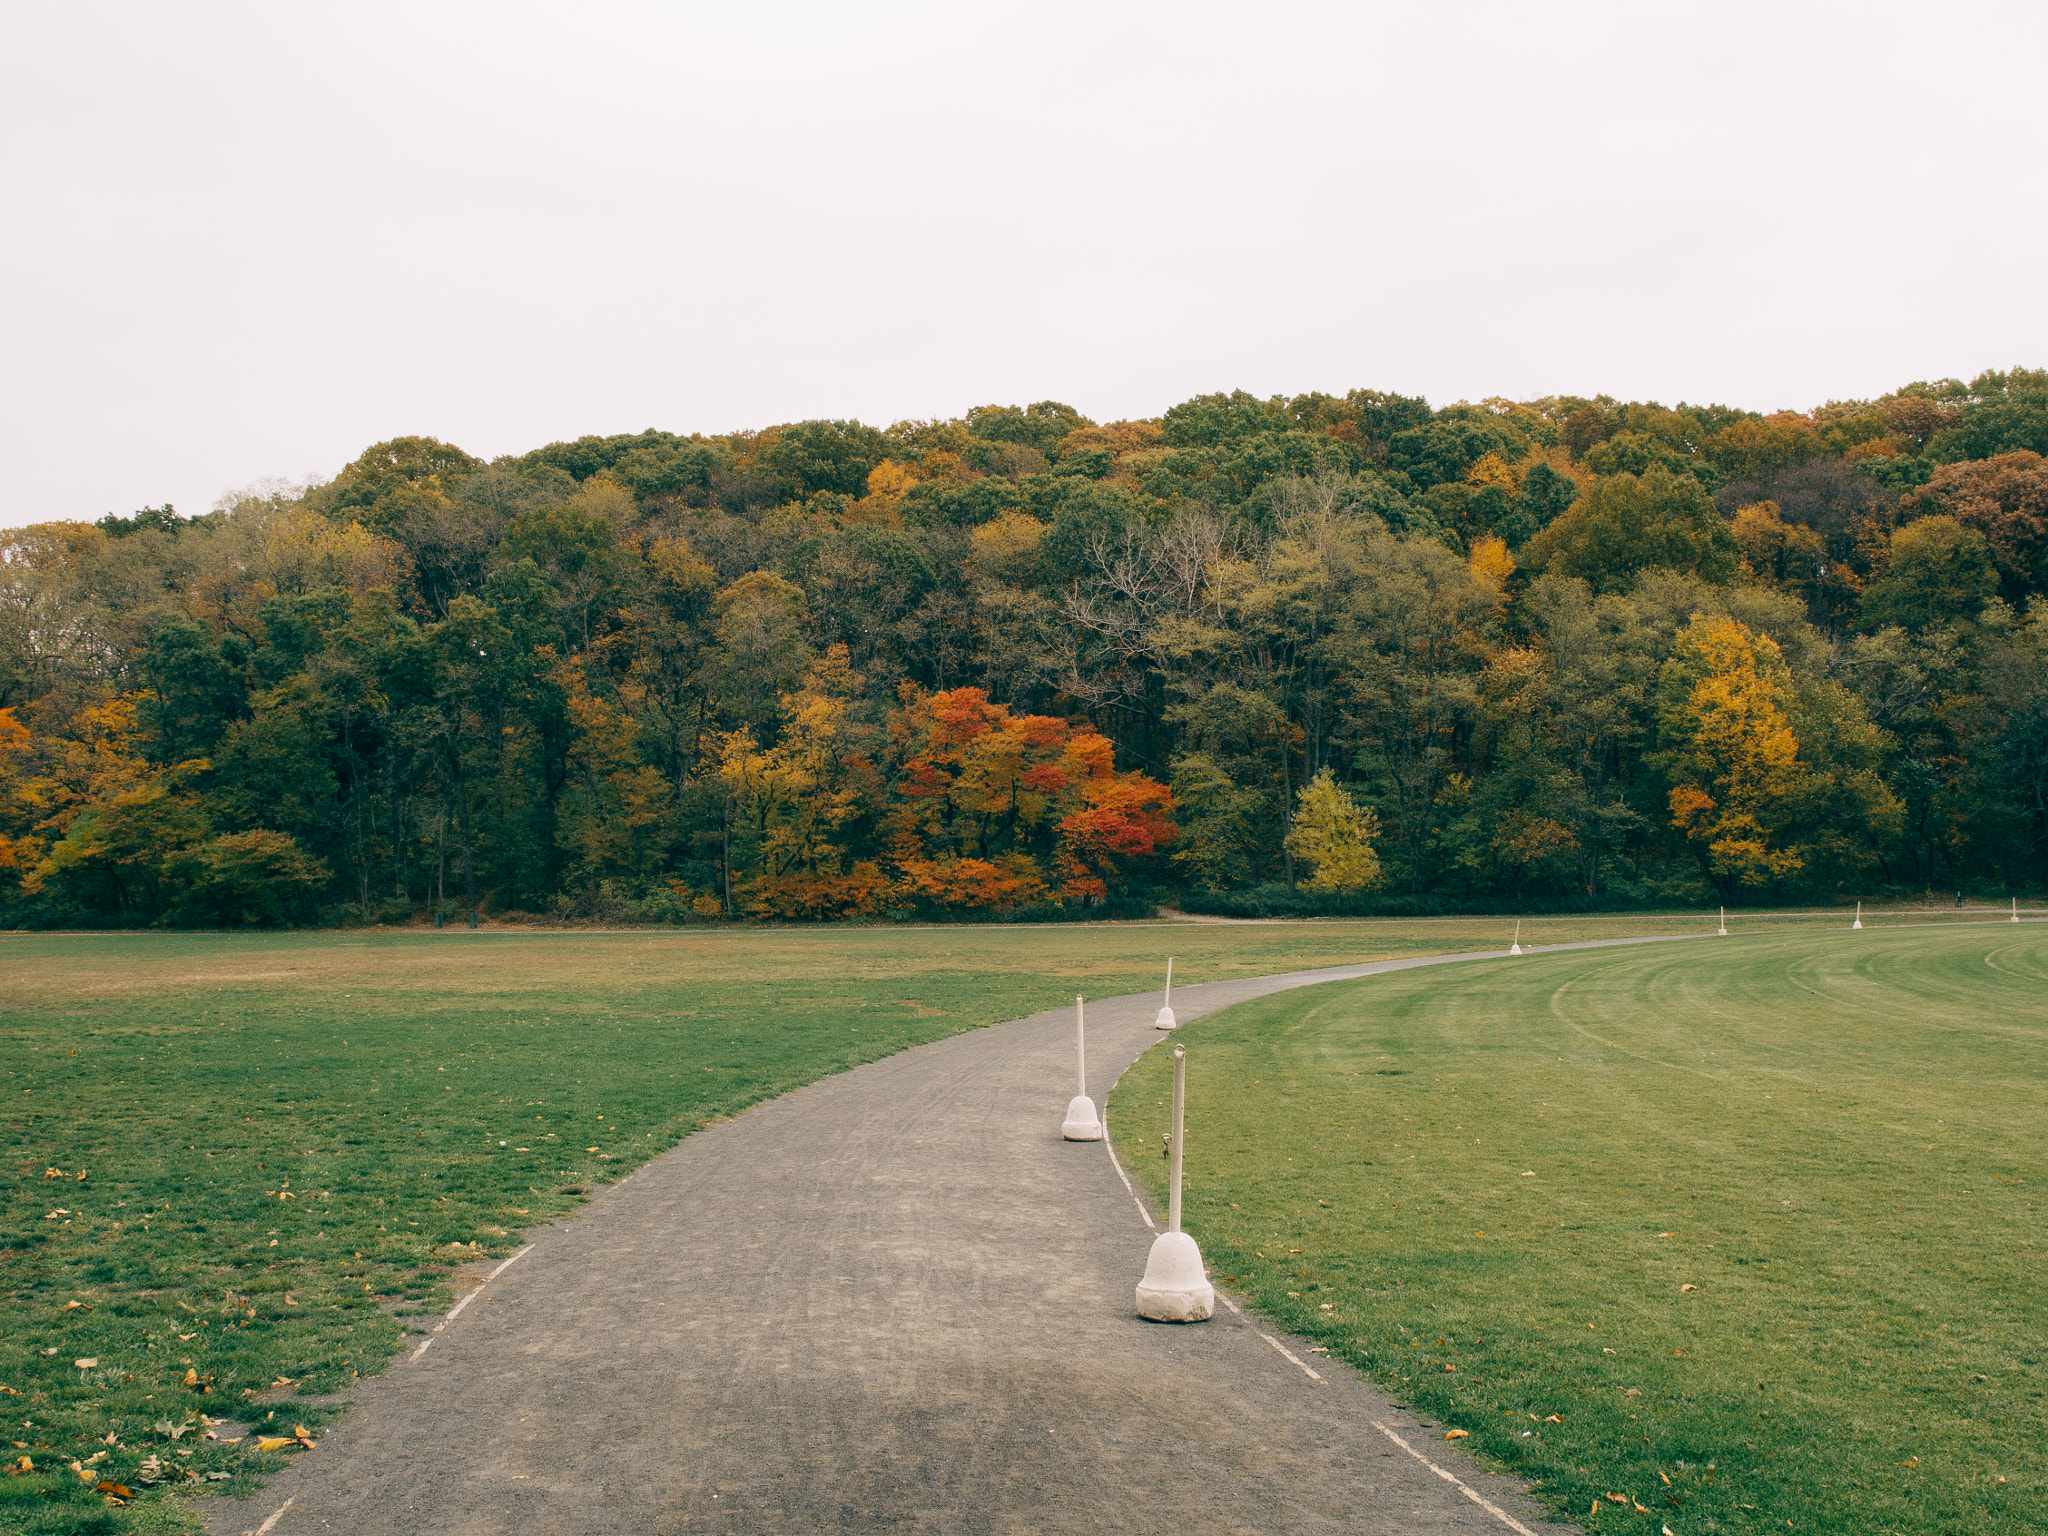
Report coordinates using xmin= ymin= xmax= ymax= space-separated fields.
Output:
xmin=1655 ymin=615 xmax=1806 ymax=895
xmin=1284 ymin=768 xmax=1382 ymax=890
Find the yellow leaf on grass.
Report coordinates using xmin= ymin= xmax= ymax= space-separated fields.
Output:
xmin=1606 ymin=1493 xmax=1629 ymax=1504
xmin=1444 ymin=1429 xmax=1469 ymax=1439
xmin=1660 ymin=1471 xmax=1672 ymax=1485
xmin=1544 ymin=1414 xmax=1563 ymax=1423
xmin=256 ymin=1437 xmax=293 ymax=1452
xmin=74 ymin=1358 xmax=98 ymax=1370
xmin=1681 ymin=1283 xmax=1698 ymax=1292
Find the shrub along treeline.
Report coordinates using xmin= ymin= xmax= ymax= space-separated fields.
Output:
xmin=3 ymin=374 xmax=2046 ymax=927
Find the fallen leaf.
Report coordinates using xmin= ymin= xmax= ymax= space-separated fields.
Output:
xmin=93 ymin=1480 xmax=133 ymax=1500
xmin=586 ymin=1147 xmax=600 ymax=1153
xmin=59 ymin=1300 xmax=85 ymax=1312
xmin=256 ymin=1436 xmax=294 ymax=1451
xmin=1901 ymin=1457 xmax=1919 ymax=1468
xmin=8 ymin=1455 xmax=31 ymax=1475
xmin=1660 ymin=1470 xmax=1672 ymax=1485
xmin=1634 ymin=1501 xmax=1652 ymax=1514
xmin=1624 ymin=1387 xmax=1641 ymax=1396
xmin=1606 ymin=1492 xmax=1629 ymax=1504
xmin=1444 ymin=1429 xmax=1469 ymax=1439
xmin=292 ymin=1425 xmax=312 ymax=1440
xmin=1544 ymin=1414 xmax=1563 ymax=1423
xmin=1681 ymin=1284 xmax=1698 ymax=1292
xmin=1658 ymin=1232 xmax=1674 ymax=1238
xmin=74 ymin=1358 xmax=98 ymax=1370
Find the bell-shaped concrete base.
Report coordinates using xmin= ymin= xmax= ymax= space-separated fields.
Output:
xmin=1852 ymin=920 xmax=1862 ymax=929
xmin=1154 ymin=1006 xmax=1177 ymax=1029
xmin=1062 ymin=1094 xmax=1102 ymax=1141
xmin=1508 ymin=943 xmax=1522 ymax=955
xmin=1135 ymin=1230 xmax=1214 ymax=1321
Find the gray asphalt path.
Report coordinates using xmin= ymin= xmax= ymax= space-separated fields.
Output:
xmin=209 ymin=936 xmax=1698 ymax=1535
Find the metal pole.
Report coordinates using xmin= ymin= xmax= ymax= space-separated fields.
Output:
xmin=1169 ymin=1047 xmax=1186 ymax=1234
xmin=1076 ymin=995 xmax=1086 ymax=1097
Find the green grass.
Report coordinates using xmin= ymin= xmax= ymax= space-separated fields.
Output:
xmin=4 ymin=913 xmax=1766 ymax=1533
xmin=0 ymin=911 xmax=2002 ymax=1533
xmin=1112 ymin=925 xmax=2048 ymax=1536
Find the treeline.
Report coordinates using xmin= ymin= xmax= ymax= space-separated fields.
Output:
xmin=2 ymin=374 xmax=2045 ymax=927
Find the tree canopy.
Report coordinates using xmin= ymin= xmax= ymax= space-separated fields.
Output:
xmin=4 ymin=371 xmax=2045 ymax=928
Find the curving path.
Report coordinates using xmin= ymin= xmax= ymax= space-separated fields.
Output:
xmin=208 ymin=936 xmax=1701 ymax=1536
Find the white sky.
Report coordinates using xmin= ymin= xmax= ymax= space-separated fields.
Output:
xmin=3 ymin=1 xmax=2044 ymax=528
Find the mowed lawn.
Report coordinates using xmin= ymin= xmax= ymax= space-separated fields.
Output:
xmin=2 ymin=912 xmax=1762 ymax=1533
xmin=1112 ymin=925 xmax=2047 ymax=1536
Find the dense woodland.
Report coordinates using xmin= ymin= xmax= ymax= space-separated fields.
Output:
xmin=3 ymin=370 xmax=2046 ymax=927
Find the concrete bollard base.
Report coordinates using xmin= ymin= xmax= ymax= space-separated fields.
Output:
xmin=1062 ymin=1094 xmax=1103 ymax=1140
xmin=1154 ymin=1006 xmax=1177 ymax=1029
xmin=1136 ymin=1230 xmax=1214 ymax=1321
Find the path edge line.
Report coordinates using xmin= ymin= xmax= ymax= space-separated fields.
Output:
xmin=1370 ymin=1420 xmax=1546 ymax=1536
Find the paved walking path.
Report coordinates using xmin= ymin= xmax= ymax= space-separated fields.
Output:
xmin=210 ymin=936 xmax=1699 ymax=1536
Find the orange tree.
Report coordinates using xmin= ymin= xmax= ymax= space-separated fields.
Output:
xmin=884 ymin=685 xmax=1174 ymax=910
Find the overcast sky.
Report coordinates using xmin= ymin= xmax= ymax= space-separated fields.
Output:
xmin=3 ymin=1 xmax=2043 ymax=529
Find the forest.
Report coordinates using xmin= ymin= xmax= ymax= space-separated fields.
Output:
xmin=2 ymin=371 xmax=2045 ymax=927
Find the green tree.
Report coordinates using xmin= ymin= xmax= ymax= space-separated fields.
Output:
xmin=1522 ymin=468 xmax=1738 ymax=592
xmin=1859 ymin=517 xmax=1997 ymax=632
xmin=762 ymin=420 xmax=890 ymax=500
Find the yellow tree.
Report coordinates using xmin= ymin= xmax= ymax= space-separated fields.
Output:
xmin=1283 ymin=767 xmax=1383 ymax=891
xmin=1655 ymin=615 xmax=1805 ymax=895
xmin=718 ymin=646 xmax=888 ymax=918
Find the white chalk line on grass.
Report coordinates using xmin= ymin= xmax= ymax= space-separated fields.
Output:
xmin=411 ymin=1244 xmax=533 ymax=1360
xmin=1369 ymin=1421 xmax=1549 ymax=1536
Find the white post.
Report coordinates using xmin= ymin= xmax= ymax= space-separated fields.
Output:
xmin=1154 ymin=956 xmax=1178 ymax=1029
xmin=1509 ymin=920 xmax=1522 ymax=956
xmin=1136 ymin=1046 xmax=1212 ymax=1320
xmin=1062 ymin=994 xmax=1102 ymax=1140
xmin=2016 ymin=897 xmax=2022 ymax=924
xmin=1169 ymin=1047 xmax=1185 ymax=1233
xmin=1719 ymin=906 xmax=1729 ymax=937
xmin=1853 ymin=901 xmax=1863 ymax=930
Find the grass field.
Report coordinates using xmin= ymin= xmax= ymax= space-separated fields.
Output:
xmin=1112 ymin=924 xmax=2048 ymax=1536
xmin=4 ymin=912 xmax=1759 ymax=1533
